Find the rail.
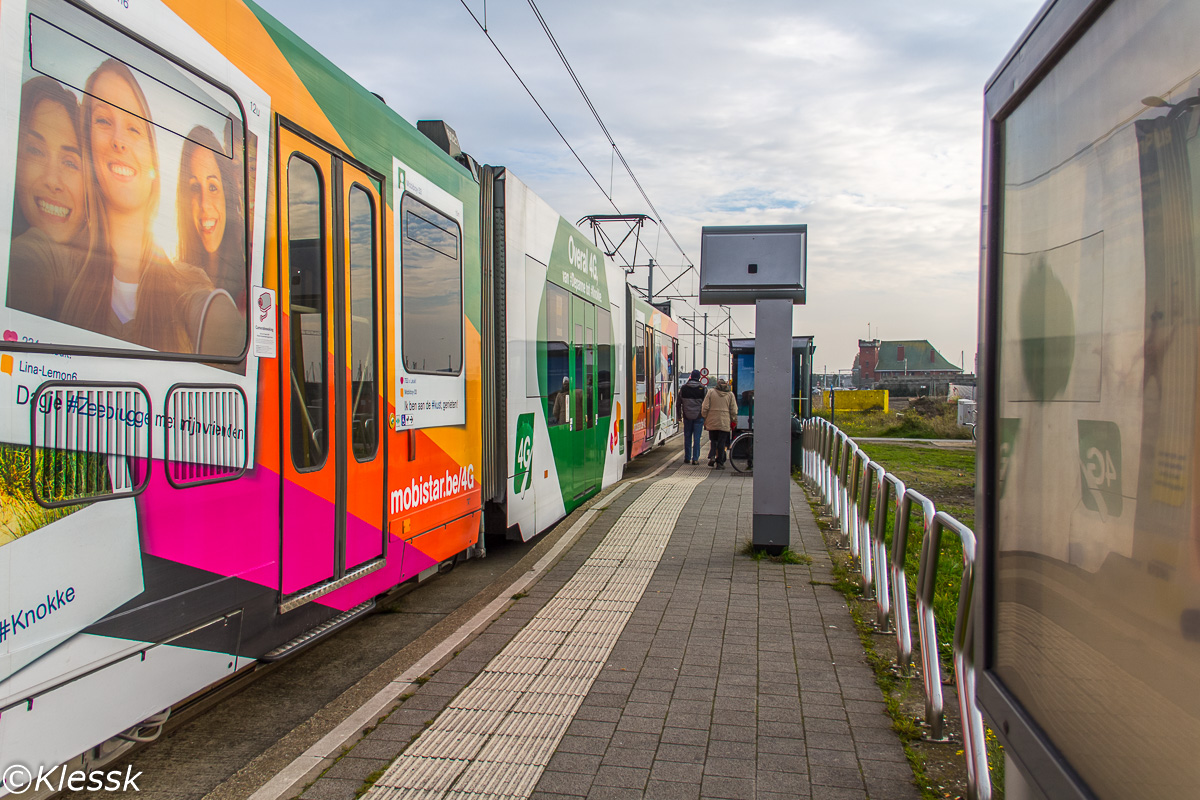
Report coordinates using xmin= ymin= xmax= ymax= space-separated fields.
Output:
xmin=801 ymin=417 xmax=991 ymax=800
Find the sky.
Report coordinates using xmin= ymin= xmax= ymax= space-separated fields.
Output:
xmin=252 ymin=0 xmax=1045 ymax=378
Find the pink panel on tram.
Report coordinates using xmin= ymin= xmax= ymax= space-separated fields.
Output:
xmin=138 ymin=465 xmax=281 ymax=587
xmin=280 ymin=477 xmax=336 ymax=594
xmin=345 ymin=509 xmax=384 ymax=571
xmin=318 ymin=535 xmax=439 ymax=611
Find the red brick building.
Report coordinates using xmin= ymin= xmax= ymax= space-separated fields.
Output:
xmin=853 ymin=339 xmax=962 ymax=390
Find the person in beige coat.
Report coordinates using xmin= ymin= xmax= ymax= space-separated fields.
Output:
xmin=701 ymin=378 xmax=738 ymax=469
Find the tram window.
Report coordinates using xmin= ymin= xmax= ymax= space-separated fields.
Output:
xmin=657 ymin=332 xmax=675 ymax=387
xmin=401 ymin=196 xmax=462 ymax=375
xmin=597 ymin=309 xmax=612 ymax=418
xmin=525 ymin=255 xmax=546 ymax=398
xmin=634 ymin=324 xmax=645 ymax=383
xmin=585 ymin=324 xmax=595 ymax=429
xmin=573 ymin=322 xmax=584 ymax=432
xmin=348 ymin=185 xmax=378 ymax=461
xmin=546 ymin=284 xmax=569 ymax=426
xmin=288 ymin=155 xmax=327 ymax=470
xmin=9 ymin=9 xmax=252 ymax=358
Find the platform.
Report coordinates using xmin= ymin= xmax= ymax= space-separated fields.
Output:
xmin=281 ymin=439 xmax=919 ymax=800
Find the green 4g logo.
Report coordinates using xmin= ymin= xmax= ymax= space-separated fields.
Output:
xmin=514 ymin=413 xmax=535 ymax=496
xmin=1078 ymin=419 xmax=1121 ymax=517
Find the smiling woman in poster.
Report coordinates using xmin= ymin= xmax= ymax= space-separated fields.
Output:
xmin=59 ymin=59 xmax=241 ymax=356
xmin=177 ymin=125 xmax=246 ymax=311
xmin=7 ymin=76 xmax=90 ymax=319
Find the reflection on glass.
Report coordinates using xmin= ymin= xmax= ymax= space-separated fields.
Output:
xmin=994 ymin=1 xmax=1200 ymax=795
xmin=546 ymin=284 xmax=569 ymax=427
xmin=6 ymin=5 xmax=251 ymax=358
xmin=597 ymin=308 xmax=612 ymax=418
xmin=405 ymin=210 xmax=457 ymax=259
xmin=634 ymin=324 xmax=645 ymax=384
xmin=573 ymin=323 xmax=584 ymax=433
xmin=348 ymin=186 xmax=377 ymax=461
xmin=288 ymin=155 xmax=326 ymax=470
xmin=30 ymin=15 xmax=235 ymax=156
xmin=656 ymin=331 xmax=671 ymax=416
xmin=401 ymin=196 xmax=462 ymax=374
xmin=585 ymin=324 xmax=594 ymax=429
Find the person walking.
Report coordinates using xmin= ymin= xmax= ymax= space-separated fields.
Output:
xmin=701 ymin=378 xmax=738 ymax=469
xmin=677 ymin=370 xmax=706 ymax=464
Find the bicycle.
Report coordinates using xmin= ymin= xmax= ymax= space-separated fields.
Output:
xmin=729 ymin=391 xmax=754 ymax=473
xmin=729 ymin=429 xmax=754 ymax=473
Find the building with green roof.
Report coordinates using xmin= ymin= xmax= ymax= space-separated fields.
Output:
xmin=853 ymin=339 xmax=964 ymax=393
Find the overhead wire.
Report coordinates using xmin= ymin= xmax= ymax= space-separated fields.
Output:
xmin=461 ymin=0 xmax=731 ymax=353
xmin=525 ymin=0 xmax=694 ymax=274
xmin=456 ymin=1 xmax=619 ymax=220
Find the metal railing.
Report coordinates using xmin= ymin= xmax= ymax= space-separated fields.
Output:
xmin=801 ymin=417 xmax=991 ymax=800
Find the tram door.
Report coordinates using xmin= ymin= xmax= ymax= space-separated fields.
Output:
xmin=644 ymin=324 xmax=657 ymax=442
xmin=278 ymin=127 xmax=385 ymax=599
xmin=570 ymin=295 xmax=598 ymax=499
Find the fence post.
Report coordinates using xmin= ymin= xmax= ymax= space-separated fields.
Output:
xmin=944 ymin=515 xmax=991 ymax=800
xmin=873 ymin=474 xmax=901 ymax=633
xmin=838 ymin=440 xmax=858 ymax=550
xmin=858 ymin=461 xmax=884 ymax=601
xmin=889 ymin=486 xmax=920 ymax=673
xmin=911 ymin=495 xmax=946 ymax=740
xmin=848 ymin=450 xmax=868 ymax=561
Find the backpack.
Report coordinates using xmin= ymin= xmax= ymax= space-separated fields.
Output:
xmin=680 ymin=380 xmax=704 ymax=420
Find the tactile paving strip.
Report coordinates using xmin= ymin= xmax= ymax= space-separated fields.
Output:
xmin=366 ymin=472 xmax=706 ymax=800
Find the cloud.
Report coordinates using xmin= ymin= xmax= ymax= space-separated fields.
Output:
xmin=255 ymin=0 xmax=1043 ymax=372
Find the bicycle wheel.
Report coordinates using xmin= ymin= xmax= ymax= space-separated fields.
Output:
xmin=729 ymin=433 xmax=754 ymax=473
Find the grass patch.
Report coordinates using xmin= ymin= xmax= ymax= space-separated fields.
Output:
xmin=829 ymin=552 xmax=935 ymax=798
xmin=779 ymin=549 xmax=812 ymax=565
xmin=739 ymin=540 xmax=812 ymax=565
xmin=816 ymin=398 xmax=971 ymax=440
xmin=511 ymin=592 xmax=528 ymax=600
xmin=355 ymin=768 xmax=387 ymax=798
xmin=856 ymin=442 xmax=974 ymax=670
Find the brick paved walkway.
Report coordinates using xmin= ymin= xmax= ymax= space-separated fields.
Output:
xmin=296 ymin=447 xmax=920 ymax=800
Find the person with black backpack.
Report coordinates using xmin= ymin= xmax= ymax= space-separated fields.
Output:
xmin=677 ymin=370 xmax=707 ymax=464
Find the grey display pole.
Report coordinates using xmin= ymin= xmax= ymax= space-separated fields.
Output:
xmin=698 ymin=223 xmax=806 ymax=555
xmin=753 ymin=298 xmax=792 ymax=553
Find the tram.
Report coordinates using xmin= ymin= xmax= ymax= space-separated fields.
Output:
xmin=0 ymin=0 xmax=677 ymax=784
xmin=627 ymin=292 xmax=679 ymax=460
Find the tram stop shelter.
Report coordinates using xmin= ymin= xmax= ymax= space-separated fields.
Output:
xmin=728 ymin=335 xmax=816 ymax=429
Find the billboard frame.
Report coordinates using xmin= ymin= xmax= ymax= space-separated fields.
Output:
xmin=976 ymin=1 xmax=1114 ymax=799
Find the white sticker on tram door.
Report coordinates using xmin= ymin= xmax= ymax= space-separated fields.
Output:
xmin=252 ymin=286 xmax=277 ymax=358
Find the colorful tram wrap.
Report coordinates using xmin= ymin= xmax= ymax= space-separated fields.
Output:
xmin=626 ymin=292 xmax=679 ymax=460
xmin=0 ymin=0 xmax=677 ymax=785
xmin=479 ymin=169 xmax=629 ymax=542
